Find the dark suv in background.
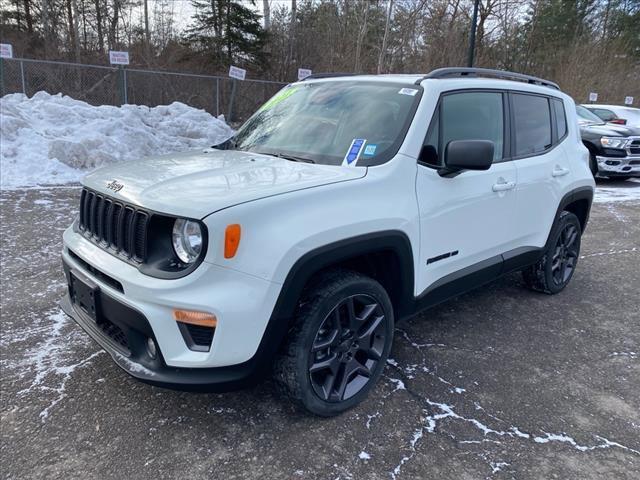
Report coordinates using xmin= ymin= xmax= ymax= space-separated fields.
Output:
xmin=577 ymin=105 xmax=640 ymax=179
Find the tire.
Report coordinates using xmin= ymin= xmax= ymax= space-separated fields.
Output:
xmin=522 ymin=211 xmax=582 ymax=294
xmin=274 ymin=269 xmax=394 ymax=416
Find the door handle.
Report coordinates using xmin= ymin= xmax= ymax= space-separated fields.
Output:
xmin=492 ymin=180 xmax=516 ymax=192
xmin=552 ymin=167 xmax=570 ymax=177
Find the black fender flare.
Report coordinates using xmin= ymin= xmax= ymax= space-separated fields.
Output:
xmin=246 ymin=230 xmax=415 ymax=374
xmin=546 ymin=186 xmax=594 ymax=250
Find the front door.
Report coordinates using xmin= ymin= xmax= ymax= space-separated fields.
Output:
xmin=415 ymin=90 xmax=519 ymax=295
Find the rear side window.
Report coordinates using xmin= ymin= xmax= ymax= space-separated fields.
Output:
xmin=423 ymin=91 xmax=504 ymax=166
xmin=592 ymin=108 xmax=616 ymax=121
xmin=512 ymin=93 xmax=552 ymax=156
xmin=552 ymin=98 xmax=567 ymax=140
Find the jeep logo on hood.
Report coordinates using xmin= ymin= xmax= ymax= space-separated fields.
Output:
xmin=106 ymin=180 xmax=124 ymax=193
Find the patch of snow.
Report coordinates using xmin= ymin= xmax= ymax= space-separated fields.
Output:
xmin=490 ymin=461 xmax=510 ymax=473
xmin=594 ymin=182 xmax=640 ymax=204
xmin=1 ymin=92 xmax=234 ymax=189
xmin=581 ymin=247 xmax=638 ymax=259
xmin=388 ymin=377 xmax=406 ymax=392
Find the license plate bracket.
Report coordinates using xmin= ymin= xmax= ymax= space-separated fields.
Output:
xmin=69 ymin=270 xmax=100 ymax=322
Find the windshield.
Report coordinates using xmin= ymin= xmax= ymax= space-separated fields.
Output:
xmin=232 ymin=81 xmax=422 ymax=166
xmin=576 ymin=105 xmax=604 ymax=124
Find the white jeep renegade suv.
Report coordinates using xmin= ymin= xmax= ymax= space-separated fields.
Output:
xmin=61 ymin=68 xmax=595 ymax=416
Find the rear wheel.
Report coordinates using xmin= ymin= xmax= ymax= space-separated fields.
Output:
xmin=522 ymin=211 xmax=581 ymax=294
xmin=274 ymin=269 xmax=394 ymax=416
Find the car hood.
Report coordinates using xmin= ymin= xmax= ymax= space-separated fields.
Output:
xmin=580 ymin=122 xmax=640 ymax=137
xmin=82 ymin=149 xmax=366 ymax=218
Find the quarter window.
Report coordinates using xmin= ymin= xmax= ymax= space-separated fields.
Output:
xmin=512 ymin=93 xmax=552 ymax=156
xmin=552 ymin=98 xmax=567 ymax=140
xmin=423 ymin=91 xmax=504 ymax=166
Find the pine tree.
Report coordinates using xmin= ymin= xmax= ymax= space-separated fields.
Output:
xmin=186 ymin=0 xmax=267 ymax=69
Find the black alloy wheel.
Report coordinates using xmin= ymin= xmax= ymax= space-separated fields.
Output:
xmin=522 ymin=211 xmax=582 ymax=295
xmin=274 ymin=269 xmax=394 ymax=416
xmin=551 ymin=222 xmax=579 ymax=287
xmin=308 ymin=294 xmax=386 ymax=402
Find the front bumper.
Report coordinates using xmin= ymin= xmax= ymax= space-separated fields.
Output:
xmin=596 ymin=155 xmax=640 ymax=177
xmin=62 ymin=228 xmax=282 ymax=376
xmin=60 ymin=290 xmax=262 ymax=391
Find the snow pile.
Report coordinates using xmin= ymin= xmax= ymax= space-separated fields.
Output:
xmin=1 ymin=92 xmax=234 ymax=189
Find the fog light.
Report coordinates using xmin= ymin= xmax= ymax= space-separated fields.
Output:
xmin=146 ymin=338 xmax=157 ymax=359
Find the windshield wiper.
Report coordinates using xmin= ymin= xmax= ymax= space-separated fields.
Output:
xmin=272 ymin=152 xmax=316 ymax=164
xmin=212 ymin=137 xmax=237 ymax=150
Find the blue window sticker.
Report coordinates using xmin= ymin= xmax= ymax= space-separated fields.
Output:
xmin=363 ymin=144 xmax=377 ymax=156
xmin=342 ymin=138 xmax=366 ymax=166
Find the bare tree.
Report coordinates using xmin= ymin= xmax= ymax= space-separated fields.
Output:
xmin=263 ymin=0 xmax=271 ymax=30
xmin=377 ymin=0 xmax=394 ymax=74
xmin=354 ymin=0 xmax=370 ymax=73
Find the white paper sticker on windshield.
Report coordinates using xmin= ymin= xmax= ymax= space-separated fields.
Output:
xmin=343 ymin=139 xmax=366 ymax=167
xmin=398 ymin=88 xmax=418 ymax=96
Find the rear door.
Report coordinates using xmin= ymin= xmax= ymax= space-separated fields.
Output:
xmin=510 ymin=93 xmax=573 ymax=248
xmin=415 ymin=90 xmax=519 ymax=295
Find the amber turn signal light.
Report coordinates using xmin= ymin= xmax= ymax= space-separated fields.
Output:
xmin=224 ymin=224 xmax=241 ymax=258
xmin=173 ymin=309 xmax=217 ymax=328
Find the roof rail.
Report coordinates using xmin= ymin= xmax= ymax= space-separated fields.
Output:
xmin=301 ymin=73 xmax=362 ymax=81
xmin=416 ymin=67 xmax=560 ymax=90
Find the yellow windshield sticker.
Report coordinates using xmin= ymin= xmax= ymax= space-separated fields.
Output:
xmin=260 ymin=86 xmax=299 ymax=111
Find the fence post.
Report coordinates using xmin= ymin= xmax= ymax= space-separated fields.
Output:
xmin=118 ymin=65 xmax=128 ymax=105
xmin=216 ymin=78 xmax=220 ymax=117
xmin=228 ymin=79 xmax=237 ymax=123
xmin=20 ymin=60 xmax=26 ymax=94
xmin=0 ymin=58 xmax=4 ymax=97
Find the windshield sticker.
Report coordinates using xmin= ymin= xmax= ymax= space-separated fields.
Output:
xmin=343 ymin=139 xmax=366 ymax=166
xmin=259 ymin=86 xmax=299 ymax=111
xmin=363 ymin=144 xmax=377 ymax=156
xmin=398 ymin=88 xmax=419 ymax=96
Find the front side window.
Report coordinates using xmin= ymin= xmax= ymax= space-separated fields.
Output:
xmin=423 ymin=91 xmax=504 ymax=166
xmin=512 ymin=93 xmax=552 ymax=156
xmin=232 ymin=81 xmax=421 ymax=166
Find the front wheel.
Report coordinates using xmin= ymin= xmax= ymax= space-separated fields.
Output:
xmin=274 ymin=269 xmax=394 ymax=416
xmin=522 ymin=211 xmax=582 ymax=294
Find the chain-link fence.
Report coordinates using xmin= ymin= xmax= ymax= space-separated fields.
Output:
xmin=0 ymin=57 xmax=288 ymax=123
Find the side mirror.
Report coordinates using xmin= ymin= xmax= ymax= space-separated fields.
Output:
xmin=440 ymin=140 xmax=494 ymax=177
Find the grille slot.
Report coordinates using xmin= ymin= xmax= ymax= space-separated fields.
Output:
xmin=78 ymin=188 xmax=150 ymax=262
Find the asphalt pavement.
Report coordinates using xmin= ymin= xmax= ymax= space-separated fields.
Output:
xmin=1 ymin=180 xmax=639 ymax=479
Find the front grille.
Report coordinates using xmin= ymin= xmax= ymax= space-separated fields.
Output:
xmin=630 ymin=139 xmax=640 ymax=155
xmin=79 ymin=188 xmax=149 ymax=262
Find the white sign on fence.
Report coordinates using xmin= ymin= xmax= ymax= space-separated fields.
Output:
xmin=624 ymin=96 xmax=634 ymax=106
xmin=229 ymin=65 xmax=247 ymax=81
xmin=109 ymin=51 xmax=130 ymax=65
xmin=588 ymin=92 xmax=598 ymax=102
xmin=298 ymin=68 xmax=312 ymax=81
xmin=0 ymin=43 xmax=13 ymax=59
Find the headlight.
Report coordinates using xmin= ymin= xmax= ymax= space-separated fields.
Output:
xmin=600 ymin=137 xmax=629 ymax=149
xmin=172 ymin=219 xmax=203 ymax=264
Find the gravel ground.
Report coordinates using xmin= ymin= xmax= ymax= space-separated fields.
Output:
xmin=1 ymin=180 xmax=639 ymax=480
